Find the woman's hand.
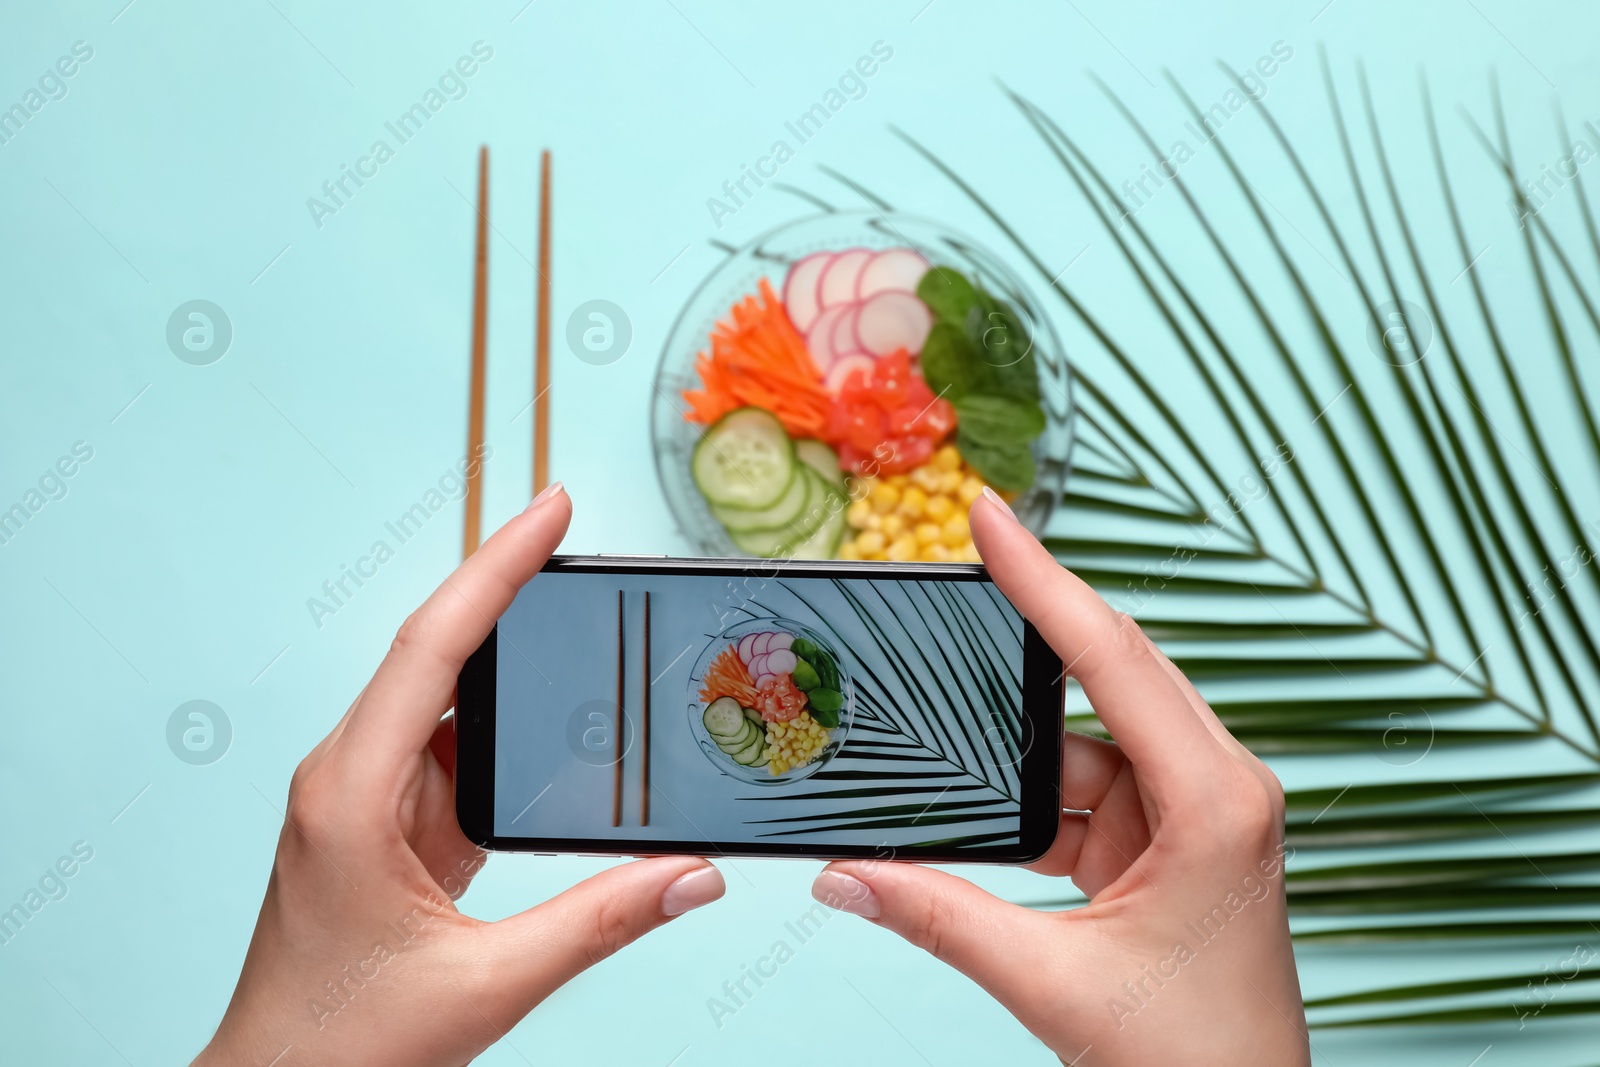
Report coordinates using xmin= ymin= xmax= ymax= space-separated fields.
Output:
xmin=195 ymin=484 xmax=726 ymax=1067
xmin=811 ymin=489 xmax=1309 ymax=1067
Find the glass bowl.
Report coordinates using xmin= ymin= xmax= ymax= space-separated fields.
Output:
xmin=651 ymin=210 xmax=1074 ymax=557
xmin=685 ymin=617 xmax=854 ymax=786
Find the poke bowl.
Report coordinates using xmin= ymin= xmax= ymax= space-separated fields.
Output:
xmin=686 ymin=618 xmax=854 ymax=785
xmin=652 ymin=211 xmax=1074 ymax=560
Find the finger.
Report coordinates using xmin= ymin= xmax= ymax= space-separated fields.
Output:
xmin=814 ymin=861 xmax=1053 ymax=1004
xmin=346 ymin=483 xmax=571 ymax=769
xmin=1061 ymin=732 xmax=1124 ymax=812
xmin=488 ymin=857 xmax=724 ymax=1007
xmin=1136 ymin=628 xmax=1286 ymax=806
xmin=1029 ymin=735 xmax=1138 ymax=879
xmin=1026 ymin=812 xmax=1088 ymax=878
xmin=1134 ymin=628 xmax=1250 ymax=758
xmin=971 ymin=492 xmax=1225 ymax=804
xmin=1073 ymin=764 xmax=1156 ymax=897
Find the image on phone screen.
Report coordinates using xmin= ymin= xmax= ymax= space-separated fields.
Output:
xmin=457 ymin=559 xmax=1061 ymax=862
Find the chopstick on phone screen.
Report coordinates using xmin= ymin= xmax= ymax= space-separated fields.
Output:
xmin=641 ymin=591 xmax=652 ymax=826
xmin=613 ymin=590 xmax=624 ymax=828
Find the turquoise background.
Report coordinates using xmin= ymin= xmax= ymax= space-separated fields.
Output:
xmin=2 ymin=0 xmax=1597 ymax=1063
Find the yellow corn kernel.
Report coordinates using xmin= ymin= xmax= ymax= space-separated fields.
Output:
xmin=939 ymin=470 xmax=964 ymax=494
xmin=855 ymin=530 xmax=886 ymax=556
xmin=899 ymin=486 xmax=928 ymax=518
xmin=871 ymin=482 xmax=900 ymax=513
xmin=887 ymin=474 xmax=909 ymax=488
xmin=919 ymin=542 xmax=952 ymax=563
xmin=846 ymin=499 xmax=872 ymax=529
xmin=941 ymin=512 xmax=971 ymax=547
xmin=849 ymin=475 xmax=874 ymax=501
xmin=960 ymin=541 xmax=982 ymax=563
xmin=957 ymin=476 xmax=984 ymax=505
xmin=880 ymin=513 xmax=906 ymax=539
xmin=886 ymin=534 xmax=918 ymax=562
xmin=910 ymin=465 xmax=943 ymax=492
xmin=934 ymin=444 xmax=962 ymax=471
xmin=914 ymin=521 xmax=942 ymax=546
xmin=864 ymin=513 xmax=884 ymax=531
xmin=924 ymin=494 xmax=954 ymax=523
xmin=837 ymin=541 xmax=861 ymax=561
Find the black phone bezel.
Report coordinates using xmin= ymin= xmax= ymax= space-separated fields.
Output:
xmin=456 ymin=554 xmax=1064 ymax=864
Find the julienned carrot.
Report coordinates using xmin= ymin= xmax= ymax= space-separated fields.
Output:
xmin=683 ymin=278 xmax=831 ymax=438
xmin=698 ymin=645 xmax=757 ymax=705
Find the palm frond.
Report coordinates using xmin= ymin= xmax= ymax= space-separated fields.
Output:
xmin=726 ymin=578 xmax=1028 ymax=848
xmin=777 ymin=51 xmax=1600 ymax=1035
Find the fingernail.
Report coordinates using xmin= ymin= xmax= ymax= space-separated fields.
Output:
xmin=980 ymin=485 xmax=1017 ymax=523
xmin=811 ymin=870 xmax=880 ymax=918
xmin=661 ymin=865 xmax=725 ymax=916
xmin=525 ymin=480 xmax=565 ymax=512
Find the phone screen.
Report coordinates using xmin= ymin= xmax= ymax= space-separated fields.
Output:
xmin=467 ymin=561 xmax=1054 ymax=860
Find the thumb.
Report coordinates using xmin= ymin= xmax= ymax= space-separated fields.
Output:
xmin=814 ymin=861 xmax=1054 ymax=1001
xmin=489 ymin=857 xmax=725 ymax=1006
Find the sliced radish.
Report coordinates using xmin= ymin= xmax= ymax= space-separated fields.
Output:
xmin=750 ymin=652 xmax=769 ymax=678
xmin=832 ymin=304 xmax=861 ymax=359
xmin=818 ymin=248 xmax=872 ymax=308
xmin=768 ymin=632 xmax=794 ymax=650
xmin=824 ymin=353 xmax=876 ymax=393
xmin=782 ymin=252 xmax=831 ymax=334
xmin=856 ymin=290 xmax=933 ymax=357
xmin=754 ymin=672 xmax=778 ymax=690
xmin=753 ymin=632 xmax=774 ymax=655
xmin=767 ymin=648 xmax=798 ymax=674
xmin=737 ymin=633 xmax=758 ymax=663
xmin=805 ymin=305 xmax=849 ymax=372
xmin=858 ymin=248 xmax=931 ymax=299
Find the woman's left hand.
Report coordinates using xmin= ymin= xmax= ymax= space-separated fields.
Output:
xmin=194 ymin=483 xmax=726 ymax=1066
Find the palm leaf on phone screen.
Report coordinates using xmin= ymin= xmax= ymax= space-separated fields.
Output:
xmin=718 ymin=578 xmax=1028 ymax=848
xmin=733 ymin=52 xmax=1600 ymax=1032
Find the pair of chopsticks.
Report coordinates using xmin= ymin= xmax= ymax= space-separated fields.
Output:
xmin=463 ymin=147 xmax=554 ymax=559
xmin=458 ymin=150 xmax=653 ymax=827
xmin=613 ymin=591 xmax=653 ymax=826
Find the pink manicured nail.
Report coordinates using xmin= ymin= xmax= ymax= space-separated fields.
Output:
xmin=525 ymin=480 xmax=565 ymax=512
xmin=662 ymin=865 xmax=725 ymax=916
xmin=980 ymin=485 xmax=1017 ymax=523
xmin=811 ymin=870 xmax=880 ymax=918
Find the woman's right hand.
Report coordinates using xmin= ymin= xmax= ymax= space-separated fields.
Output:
xmin=811 ymin=489 xmax=1310 ymax=1067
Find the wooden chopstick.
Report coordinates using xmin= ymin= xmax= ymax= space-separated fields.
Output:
xmin=613 ymin=589 xmax=624 ymax=828
xmin=462 ymin=145 xmax=489 ymax=560
xmin=641 ymin=591 xmax=651 ymax=826
xmin=533 ymin=150 xmax=552 ymax=496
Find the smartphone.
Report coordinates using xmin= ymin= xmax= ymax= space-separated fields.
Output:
xmin=455 ymin=554 xmax=1063 ymax=863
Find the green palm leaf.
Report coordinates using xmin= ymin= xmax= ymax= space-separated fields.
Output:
xmin=723 ymin=578 xmax=1028 ymax=848
xmin=760 ymin=50 xmax=1600 ymax=1035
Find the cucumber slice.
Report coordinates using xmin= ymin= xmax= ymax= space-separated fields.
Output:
xmin=743 ymin=706 xmax=764 ymax=725
xmin=712 ymin=718 xmax=755 ymax=747
xmin=787 ymin=475 xmax=848 ymax=559
xmin=718 ymin=730 xmax=759 ymax=756
xmin=703 ymin=696 xmax=746 ymax=738
xmin=794 ymin=439 xmax=844 ymax=483
xmin=692 ymin=408 xmax=795 ymax=510
xmin=731 ymin=728 xmax=769 ymax=764
xmin=711 ymin=464 xmax=808 ymax=532
xmin=729 ymin=470 xmax=846 ymax=559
